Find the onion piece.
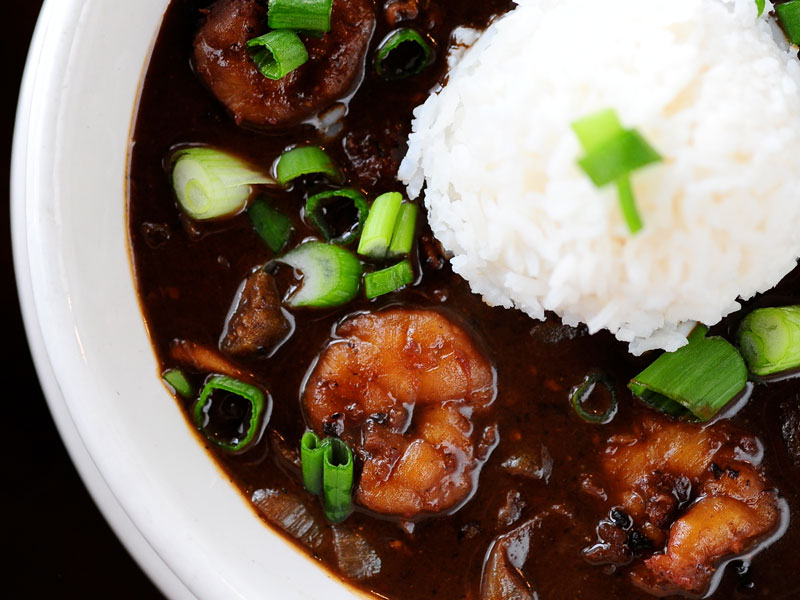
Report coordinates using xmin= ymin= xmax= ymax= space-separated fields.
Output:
xmin=251 ymin=488 xmax=326 ymax=549
xmin=501 ymin=444 xmax=553 ymax=482
xmin=331 ymin=526 xmax=382 ymax=580
xmin=480 ymin=524 xmax=535 ymax=600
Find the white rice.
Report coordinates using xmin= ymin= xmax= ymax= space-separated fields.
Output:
xmin=398 ymin=0 xmax=800 ymax=354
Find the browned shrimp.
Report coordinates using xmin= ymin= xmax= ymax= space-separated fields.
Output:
xmin=302 ymin=308 xmax=497 ymax=518
xmin=591 ymin=413 xmax=782 ymax=596
xmin=193 ymin=0 xmax=375 ymax=128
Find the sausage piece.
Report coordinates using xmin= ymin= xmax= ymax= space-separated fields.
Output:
xmin=194 ymin=0 xmax=375 ymax=128
xmin=221 ymin=270 xmax=292 ymax=356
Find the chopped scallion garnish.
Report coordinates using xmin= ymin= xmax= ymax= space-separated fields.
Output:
xmin=364 ymin=260 xmax=414 ymax=299
xmin=636 ymin=391 xmax=689 ymax=419
xmin=577 ymin=129 xmax=662 ymax=187
xmin=162 ymin=368 xmax=194 ymax=398
xmin=305 ymin=188 xmax=369 ymax=246
xmin=571 ymin=108 xmax=622 ymax=153
xmin=628 ymin=325 xmax=748 ymax=421
xmin=737 ymin=305 xmax=800 ymax=377
xmin=301 ymin=430 xmax=325 ymax=495
xmin=776 ymin=0 xmax=800 ymax=44
xmin=570 ymin=373 xmax=618 ymax=424
xmin=248 ymin=197 xmax=293 ymax=253
xmin=571 ymin=109 xmax=662 ymax=234
xmin=193 ymin=375 xmax=268 ymax=452
xmin=247 ymin=30 xmax=309 ymax=80
xmin=322 ymin=437 xmax=354 ymax=523
xmin=756 ymin=0 xmax=766 ymax=19
xmin=615 ymin=176 xmax=644 ymax=235
xmin=170 ymin=147 xmax=275 ymax=220
xmin=357 ymin=192 xmax=403 ymax=258
xmin=275 ymin=146 xmax=342 ymax=187
xmin=375 ymin=28 xmax=434 ymax=80
xmin=299 ymin=433 xmax=355 ymax=523
xmin=388 ymin=203 xmax=419 ymax=257
xmin=278 ymin=241 xmax=363 ymax=307
xmin=268 ymin=0 xmax=333 ymax=32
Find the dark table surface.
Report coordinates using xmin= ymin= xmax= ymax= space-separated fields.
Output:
xmin=4 ymin=2 xmax=166 ymax=597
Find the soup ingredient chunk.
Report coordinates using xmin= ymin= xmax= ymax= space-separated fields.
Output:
xmin=194 ymin=0 xmax=375 ymax=127
xmin=221 ymin=270 xmax=292 ymax=357
xmin=302 ymin=308 xmax=497 ymax=517
xmin=480 ymin=506 xmax=574 ymax=600
xmin=589 ymin=413 xmax=782 ymax=596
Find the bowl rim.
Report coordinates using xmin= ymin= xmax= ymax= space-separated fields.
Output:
xmin=11 ymin=4 xmax=196 ymax=598
xmin=11 ymin=1 xmax=361 ymax=598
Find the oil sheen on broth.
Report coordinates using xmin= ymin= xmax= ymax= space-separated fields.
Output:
xmin=128 ymin=1 xmax=800 ymax=598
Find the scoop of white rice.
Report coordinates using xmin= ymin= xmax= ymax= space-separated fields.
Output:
xmin=398 ymin=0 xmax=800 ymax=354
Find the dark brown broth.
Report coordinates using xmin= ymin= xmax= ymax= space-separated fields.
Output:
xmin=128 ymin=1 xmax=800 ymax=598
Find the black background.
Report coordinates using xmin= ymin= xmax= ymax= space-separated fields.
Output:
xmin=4 ymin=2 xmax=166 ymax=597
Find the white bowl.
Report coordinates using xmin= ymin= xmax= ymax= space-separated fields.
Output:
xmin=12 ymin=1 xmax=359 ymax=597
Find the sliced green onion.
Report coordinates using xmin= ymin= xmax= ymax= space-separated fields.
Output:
xmin=755 ymin=0 xmax=766 ymax=18
xmin=193 ymin=375 xmax=268 ymax=452
xmin=578 ymin=129 xmax=662 ymax=187
xmin=570 ymin=373 xmax=618 ymax=424
xmin=306 ymin=188 xmax=368 ymax=246
xmin=737 ymin=305 xmax=800 ymax=377
xmin=268 ymin=0 xmax=333 ymax=32
xmin=248 ymin=197 xmax=293 ymax=253
xmin=275 ymin=146 xmax=342 ymax=187
xmin=247 ymin=30 xmax=309 ymax=80
xmin=570 ymin=108 xmax=623 ymax=152
xmin=278 ymin=241 xmax=362 ymax=307
xmin=364 ymin=260 xmax=414 ymax=299
xmin=388 ymin=203 xmax=419 ymax=257
xmin=322 ymin=437 xmax=354 ymax=523
xmin=616 ymin=176 xmax=643 ymax=235
xmin=628 ymin=325 xmax=748 ymax=421
xmin=162 ymin=368 xmax=194 ymax=398
xmin=170 ymin=147 xmax=275 ymax=220
xmin=375 ymin=28 xmax=434 ymax=80
xmin=357 ymin=192 xmax=403 ymax=258
xmin=572 ymin=109 xmax=662 ymax=234
xmin=301 ymin=431 xmax=325 ymax=495
xmin=776 ymin=0 xmax=800 ymax=44
xmin=635 ymin=391 xmax=689 ymax=419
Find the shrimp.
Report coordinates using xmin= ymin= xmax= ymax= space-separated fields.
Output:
xmin=193 ymin=0 xmax=375 ymax=128
xmin=589 ymin=413 xmax=782 ymax=596
xmin=302 ymin=308 xmax=497 ymax=518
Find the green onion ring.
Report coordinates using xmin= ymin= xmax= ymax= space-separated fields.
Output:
xmin=364 ymin=260 xmax=415 ymax=299
xmin=268 ymin=0 xmax=333 ymax=32
xmin=387 ymin=203 xmax=419 ymax=257
xmin=193 ymin=375 xmax=269 ymax=452
xmin=162 ymin=368 xmax=194 ymax=398
xmin=737 ymin=305 xmax=800 ymax=377
xmin=776 ymin=0 xmax=800 ymax=45
xmin=322 ymin=437 xmax=354 ymax=523
xmin=374 ymin=28 xmax=435 ymax=80
xmin=277 ymin=241 xmax=363 ymax=308
xmin=628 ymin=325 xmax=747 ymax=422
xmin=305 ymin=188 xmax=369 ymax=246
xmin=570 ymin=373 xmax=618 ymax=424
xmin=300 ymin=430 xmax=326 ymax=495
xmin=275 ymin=146 xmax=343 ymax=187
xmin=357 ymin=192 xmax=403 ymax=258
xmin=247 ymin=30 xmax=309 ymax=80
xmin=170 ymin=147 xmax=275 ymax=220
